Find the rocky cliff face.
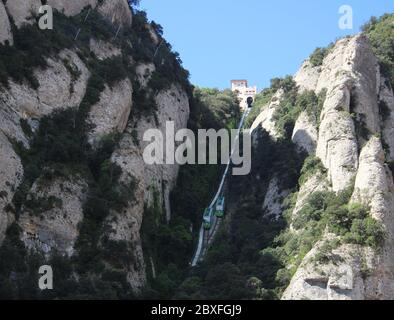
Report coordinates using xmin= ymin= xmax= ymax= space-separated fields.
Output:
xmin=251 ymin=89 xmax=284 ymax=139
xmin=0 ymin=1 xmax=190 ymax=297
xmin=0 ymin=46 xmax=91 ymax=246
xmin=240 ymin=19 xmax=394 ymax=299
xmin=0 ymin=1 xmax=13 ymax=45
xmin=267 ymin=34 xmax=394 ymax=300
xmin=47 ymin=0 xmax=98 ymax=17
xmin=5 ymin=0 xmax=42 ymax=28
xmin=19 ymin=175 xmax=88 ymax=257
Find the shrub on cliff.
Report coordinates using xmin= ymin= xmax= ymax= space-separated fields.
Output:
xmin=309 ymin=44 xmax=333 ymax=67
xmin=363 ymin=14 xmax=394 ymax=89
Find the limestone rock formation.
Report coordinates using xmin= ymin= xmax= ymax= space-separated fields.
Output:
xmin=5 ymin=0 xmax=41 ymax=28
xmin=89 ymin=39 xmax=122 ymax=61
xmin=0 ymin=2 xmax=13 ymax=45
xmin=19 ymin=175 xmax=87 ymax=257
xmin=315 ymin=35 xmax=380 ymax=192
xmin=284 ymin=138 xmax=394 ymax=300
xmin=47 ymin=0 xmax=133 ymax=26
xmin=251 ymin=89 xmax=284 ymax=139
xmin=0 ymin=133 xmax=24 ymax=244
xmin=0 ymin=49 xmax=89 ymax=145
xmin=87 ymin=78 xmax=133 ymax=146
xmin=381 ymin=78 xmax=394 ymax=161
xmin=0 ymin=1 xmax=189 ymax=297
xmin=283 ymin=34 xmax=394 ymax=300
xmin=316 ymin=80 xmax=359 ymax=192
xmin=291 ymin=172 xmax=330 ymax=220
xmin=262 ymin=176 xmax=290 ymax=218
xmin=292 ymin=111 xmax=318 ymax=155
xmin=113 ymin=84 xmax=190 ymax=220
xmin=108 ymin=84 xmax=190 ymax=290
xmin=0 ymin=49 xmax=89 ymax=118
xmin=294 ymin=59 xmax=321 ymax=93
xmin=107 ymin=130 xmax=147 ymax=291
xmin=282 ymin=235 xmax=376 ymax=300
xmin=47 ymin=0 xmax=98 ymax=17
xmin=98 ymin=0 xmax=133 ymax=27
xmin=136 ymin=63 xmax=156 ymax=88
xmin=351 ymin=137 xmax=394 ymax=298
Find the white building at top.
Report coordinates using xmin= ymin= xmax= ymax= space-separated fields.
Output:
xmin=231 ymin=80 xmax=257 ymax=110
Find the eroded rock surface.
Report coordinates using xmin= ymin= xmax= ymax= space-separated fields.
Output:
xmin=0 ymin=133 xmax=23 ymax=244
xmin=5 ymin=0 xmax=41 ymax=28
xmin=47 ymin=0 xmax=98 ymax=16
xmin=284 ymin=35 xmax=394 ymax=300
xmin=87 ymin=78 xmax=133 ymax=146
xmin=251 ymin=89 xmax=284 ymax=139
xmin=19 ymin=175 xmax=87 ymax=257
xmin=292 ymin=111 xmax=318 ymax=155
xmin=107 ymin=84 xmax=190 ymax=290
xmin=0 ymin=2 xmax=13 ymax=45
xmin=98 ymin=0 xmax=132 ymax=27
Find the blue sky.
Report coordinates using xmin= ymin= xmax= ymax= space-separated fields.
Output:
xmin=140 ymin=0 xmax=393 ymax=90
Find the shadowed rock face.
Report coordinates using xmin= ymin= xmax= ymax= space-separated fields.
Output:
xmin=262 ymin=176 xmax=290 ymax=219
xmin=19 ymin=176 xmax=88 ymax=257
xmin=0 ymin=2 xmax=13 ymax=45
xmin=109 ymin=84 xmax=190 ymax=290
xmin=0 ymin=133 xmax=23 ymax=244
xmin=381 ymin=78 xmax=394 ymax=161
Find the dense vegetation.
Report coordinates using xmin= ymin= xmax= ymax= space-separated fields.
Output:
xmin=271 ymin=77 xmax=326 ymax=139
xmin=265 ymin=179 xmax=385 ymax=297
xmin=173 ymin=127 xmax=305 ymax=299
xmin=244 ymin=75 xmax=326 ymax=136
xmin=362 ymin=14 xmax=394 ymax=90
xmin=244 ymin=77 xmax=292 ymax=128
xmin=309 ymin=44 xmax=333 ymax=67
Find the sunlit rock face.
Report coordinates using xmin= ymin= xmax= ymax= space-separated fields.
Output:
xmin=283 ymin=34 xmax=394 ymax=300
xmin=46 ymin=0 xmax=98 ymax=17
xmin=251 ymin=89 xmax=284 ymax=139
xmin=5 ymin=0 xmax=41 ymax=28
xmin=98 ymin=0 xmax=133 ymax=27
xmin=87 ymin=79 xmax=133 ymax=147
xmin=292 ymin=110 xmax=318 ymax=155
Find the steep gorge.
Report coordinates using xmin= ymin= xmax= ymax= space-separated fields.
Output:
xmin=0 ymin=1 xmax=393 ymax=301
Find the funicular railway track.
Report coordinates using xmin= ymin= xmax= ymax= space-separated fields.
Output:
xmin=191 ymin=98 xmax=253 ymax=266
